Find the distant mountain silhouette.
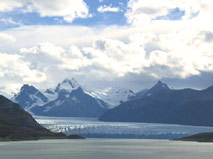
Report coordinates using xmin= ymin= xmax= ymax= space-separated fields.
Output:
xmin=144 ymin=81 xmax=170 ymax=96
xmin=12 ymin=78 xmax=109 ymax=117
xmin=12 ymin=84 xmax=48 ymax=111
xmin=32 ymin=87 xmax=108 ymax=117
xmin=99 ymin=82 xmax=213 ymax=127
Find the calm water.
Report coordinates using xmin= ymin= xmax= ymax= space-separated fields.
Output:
xmin=0 ymin=139 xmax=213 ymax=159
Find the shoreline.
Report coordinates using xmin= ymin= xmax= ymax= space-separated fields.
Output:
xmin=0 ymin=135 xmax=85 ymax=142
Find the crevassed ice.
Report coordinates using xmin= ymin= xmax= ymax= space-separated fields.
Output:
xmin=36 ymin=116 xmax=213 ymax=139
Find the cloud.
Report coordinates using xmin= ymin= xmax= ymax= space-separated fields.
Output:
xmin=18 ymin=27 xmax=213 ymax=81
xmin=1 ymin=19 xmax=213 ymax=92
xmin=0 ymin=52 xmax=46 ymax=93
xmin=1 ymin=24 xmax=213 ymax=93
xmin=97 ymin=5 xmax=121 ymax=13
xmin=127 ymin=25 xmax=213 ymax=78
xmin=0 ymin=0 xmax=25 ymax=12
xmin=30 ymin=0 xmax=90 ymax=22
xmin=20 ymin=43 xmax=91 ymax=71
xmin=0 ymin=0 xmax=90 ymax=22
xmin=1 ymin=25 xmax=100 ymax=53
xmin=126 ymin=0 xmax=212 ymax=25
xmin=0 ymin=32 xmax=17 ymax=53
xmin=83 ymin=39 xmax=147 ymax=76
xmin=84 ymin=29 xmax=213 ymax=78
xmin=0 ymin=17 xmax=23 ymax=27
xmin=1 ymin=0 xmax=213 ymax=94
xmin=0 ymin=33 xmax=16 ymax=42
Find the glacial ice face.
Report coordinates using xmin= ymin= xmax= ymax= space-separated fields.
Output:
xmin=36 ymin=116 xmax=213 ymax=139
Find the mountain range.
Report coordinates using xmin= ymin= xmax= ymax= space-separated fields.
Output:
xmin=11 ymin=78 xmax=213 ymax=128
xmin=2 ymin=82 xmax=213 ymax=141
xmin=12 ymin=78 xmax=141 ymax=117
xmin=12 ymin=78 xmax=112 ymax=117
xmin=99 ymin=81 xmax=213 ymax=127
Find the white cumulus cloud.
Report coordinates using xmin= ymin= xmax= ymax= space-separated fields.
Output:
xmin=0 ymin=52 xmax=46 ymax=93
xmin=0 ymin=17 xmax=23 ymax=26
xmin=0 ymin=33 xmax=16 ymax=42
xmin=126 ymin=0 xmax=211 ymax=25
xmin=0 ymin=0 xmax=90 ymax=22
xmin=97 ymin=5 xmax=121 ymax=13
xmin=1 ymin=0 xmax=213 ymax=93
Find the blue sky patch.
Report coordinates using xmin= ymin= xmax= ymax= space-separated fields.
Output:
xmin=0 ymin=0 xmax=129 ymax=30
xmin=155 ymin=8 xmax=186 ymax=21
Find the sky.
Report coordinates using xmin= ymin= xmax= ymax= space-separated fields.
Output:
xmin=0 ymin=0 xmax=213 ymax=96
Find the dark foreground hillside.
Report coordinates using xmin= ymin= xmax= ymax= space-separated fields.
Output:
xmin=0 ymin=95 xmax=83 ymax=141
xmin=179 ymin=133 xmax=213 ymax=142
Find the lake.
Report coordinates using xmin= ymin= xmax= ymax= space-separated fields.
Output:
xmin=0 ymin=139 xmax=213 ymax=159
xmin=35 ymin=116 xmax=213 ymax=139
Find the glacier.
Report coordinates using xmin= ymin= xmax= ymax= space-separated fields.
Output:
xmin=35 ymin=116 xmax=213 ymax=139
xmin=88 ymin=87 xmax=136 ymax=108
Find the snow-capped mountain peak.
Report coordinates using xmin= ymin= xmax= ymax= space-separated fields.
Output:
xmin=20 ymin=84 xmax=37 ymax=94
xmin=153 ymin=81 xmax=170 ymax=90
xmin=55 ymin=78 xmax=80 ymax=93
xmin=44 ymin=88 xmax=58 ymax=102
xmin=12 ymin=78 xmax=109 ymax=117
xmin=89 ymin=87 xmax=136 ymax=108
xmin=45 ymin=89 xmax=55 ymax=95
xmin=12 ymin=84 xmax=48 ymax=111
xmin=145 ymin=81 xmax=170 ymax=96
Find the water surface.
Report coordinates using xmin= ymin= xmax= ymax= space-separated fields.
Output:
xmin=0 ymin=139 xmax=213 ymax=159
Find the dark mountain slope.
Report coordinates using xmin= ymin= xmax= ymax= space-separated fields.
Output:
xmin=144 ymin=81 xmax=170 ymax=96
xmin=179 ymin=132 xmax=213 ymax=142
xmin=0 ymin=95 xmax=65 ymax=140
xmin=12 ymin=78 xmax=108 ymax=117
xmin=32 ymin=87 xmax=107 ymax=117
xmin=99 ymin=83 xmax=213 ymax=127
xmin=12 ymin=84 xmax=48 ymax=109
